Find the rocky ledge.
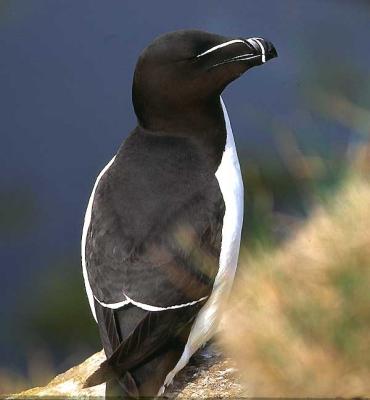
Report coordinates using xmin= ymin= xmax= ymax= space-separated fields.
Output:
xmin=8 ymin=344 xmax=243 ymax=398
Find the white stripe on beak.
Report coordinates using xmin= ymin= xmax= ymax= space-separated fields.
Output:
xmin=246 ymin=38 xmax=266 ymax=63
xmin=196 ymin=39 xmax=247 ymax=58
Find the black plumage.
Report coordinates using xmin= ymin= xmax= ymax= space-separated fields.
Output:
xmin=86 ymin=128 xmax=225 ymax=307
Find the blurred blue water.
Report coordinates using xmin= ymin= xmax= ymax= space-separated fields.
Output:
xmin=1 ymin=0 xmax=369 ymax=375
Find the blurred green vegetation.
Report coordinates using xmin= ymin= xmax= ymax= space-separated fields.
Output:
xmin=224 ymin=160 xmax=370 ymax=397
xmin=18 ymin=258 xmax=100 ymax=353
xmin=0 ymin=188 xmax=39 ymax=237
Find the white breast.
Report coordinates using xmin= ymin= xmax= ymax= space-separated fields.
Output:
xmin=160 ymin=96 xmax=244 ymax=394
xmin=215 ymin=97 xmax=244 ymax=287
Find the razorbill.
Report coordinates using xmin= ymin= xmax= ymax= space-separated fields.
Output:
xmin=81 ymin=29 xmax=277 ymax=398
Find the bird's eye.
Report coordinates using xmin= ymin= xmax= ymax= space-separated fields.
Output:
xmin=187 ymin=55 xmax=198 ymax=62
xmin=174 ymin=55 xmax=198 ymax=64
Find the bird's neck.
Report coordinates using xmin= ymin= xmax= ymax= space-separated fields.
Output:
xmin=139 ymin=95 xmax=225 ymax=134
xmin=134 ymin=96 xmax=227 ymax=168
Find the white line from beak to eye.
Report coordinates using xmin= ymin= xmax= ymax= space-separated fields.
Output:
xmin=247 ymin=38 xmax=266 ymax=63
xmin=196 ymin=39 xmax=246 ymax=58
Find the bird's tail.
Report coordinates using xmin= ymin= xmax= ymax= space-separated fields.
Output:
xmin=84 ymin=360 xmax=139 ymax=398
xmin=84 ymin=301 xmax=205 ymax=397
xmin=84 ymin=310 xmax=177 ymax=388
xmin=106 ymin=371 xmax=139 ymax=399
xmin=83 ymin=358 xmax=115 ymax=388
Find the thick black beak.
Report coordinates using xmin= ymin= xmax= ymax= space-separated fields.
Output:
xmin=202 ymin=36 xmax=278 ymax=70
xmin=245 ymin=37 xmax=278 ymax=63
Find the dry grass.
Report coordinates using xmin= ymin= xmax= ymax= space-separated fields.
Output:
xmin=221 ymin=163 xmax=370 ymax=397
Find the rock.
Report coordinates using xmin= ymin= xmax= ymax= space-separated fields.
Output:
xmin=8 ymin=344 xmax=244 ymax=398
xmin=8 ymin=351 xmax=106 ymax=398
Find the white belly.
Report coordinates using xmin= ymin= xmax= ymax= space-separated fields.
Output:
xmin=160 ymin=96 xmax=244 ymax=394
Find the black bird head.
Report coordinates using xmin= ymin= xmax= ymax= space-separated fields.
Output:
xmin=133 ymin=29 xmax=278 ymax=132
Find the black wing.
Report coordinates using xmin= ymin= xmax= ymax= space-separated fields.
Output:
xmin=85 ymin=128 xmax=225 ymax=308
